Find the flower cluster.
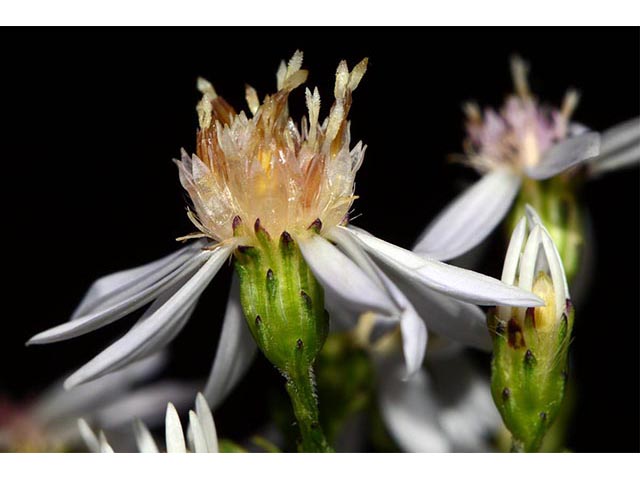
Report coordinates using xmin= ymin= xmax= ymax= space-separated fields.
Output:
xmin=18 ymin=51 xmax=638 ymax=454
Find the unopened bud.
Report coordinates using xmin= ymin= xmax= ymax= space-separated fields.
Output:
xmin=490 ymin=207 xmax=574 ymax=452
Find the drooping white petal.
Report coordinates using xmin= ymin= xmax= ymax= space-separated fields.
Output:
xmin=63 ymin=244 xmax=234 ymax=389
xmin=326 ymin=226 xmax=386 ymax=291
xmin=33 ymin=352 xmax=167 ymax=425
xmin=77 ymin=418 xmax=101 ymax=453
xmin=413 ymin=170 xmax=521 ymax=261
xmin=195 ymin=393 xmax=218 ymax=453
xmin=95 ymin=381 xmax=199 ymax=430
xmin=72 ymin=241 xmax=206 ymax=319
xmin=327 ymin=226 xmax=426 ymax=376
xmin=345 ymin=226 xmax=543 ymax=307
xmin=189 ymin=410 xmax=208 ymax=453
xmin=398 ymin=304 xmax=428 ymax=378
xmin=540 ymin=230 xmax=569 ymax=320
xmin=165 ymin=403 xmax=186 ymax=453
xmin=64 ymin=297 xmax=194 ymax=389
xmin=133 ymin=419 xmax=159 ymax=453
xmin=28 ymin=250 xmax=211 ymax=345
xmin=375 ymin=354 xmax=450 ymax=452
xmin=324 ymin=290 xmax=360 ymax=331
xmin=296 ymin=233 xmax=397 ymax=316
xmin=202 ymin=275 xmax=257 ymax=410
xmin=387 ymin=269 xmax=491 ymax=351
xmin=528 ymin=132 xmax=600 ymax=179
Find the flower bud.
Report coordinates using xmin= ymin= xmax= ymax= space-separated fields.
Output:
xmin=489 ymin=206 xmax=574 ymax=452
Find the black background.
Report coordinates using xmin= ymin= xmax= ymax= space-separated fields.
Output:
xmin=1 ymin=28 xmax=638 ymax=452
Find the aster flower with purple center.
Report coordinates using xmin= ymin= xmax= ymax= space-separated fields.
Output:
xmin=414 ymin=56 xmax=639 ymax=265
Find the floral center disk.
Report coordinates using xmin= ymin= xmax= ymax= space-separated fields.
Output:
xmin=175 ymin=50 xmax=368 ymax=243
xmin=462 ymin=57 xmax=579 ymax=174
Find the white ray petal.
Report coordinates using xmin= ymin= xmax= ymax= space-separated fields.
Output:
xmin=98 ymin=431 xmax=114 ymax=453
xmin=590 ymin=142 xmax=640 ymax=176
xmin=327 ymin=226 xmax=427 ymax=376
xmin=398 ymin=305 xmax=428 ymax=378
xmin=502 ymin=216 xmax=527 ymax=285
xmin=524 ymin=204 xmax=543 ymax=226
xmin=133 ymin=419 xmax=159 ymax=453
xmin=326 ymin=226 xmax=386 ymax=291
xmin=189 ymin=410 xmax=208 ymax=453
xmin=63 ymin=244 xmax=234 ymax=388
xmin=28 ymin=250 xmax=210 ymax=345
xmin=599 ymin=117 xmax=640 ymax=157
xmin=540 ymin=230 xmax=569 ymax=320
xmin=517 ymin=225 xmax=542 ymax=305
xmin=345 ymin=226 xmax=543 ymax=308
xmin=33 ymin=352 xmax=167 ymax=424
xmin=324 ymin=290 xmax=360 ymax=331
xmin=77 ymin=418 xmax=101 ymax=453
xmin=165 ymin=403 xmax=186 ymax=453
xmin=72 ymin=241 xmax=205 ymax=319
xmin=496 ymin=216 xmax=527 ymax=321
xmin=63 ymin=294 xmax=197 ymax=389
xmin=375 ymin=355 xmax=450 ymax=452
xmin=203 ymin=275 xmax=257 ymax=410
xmin=394 ymin=273 xmax=490 ymax=351
xmin=528 ymin=132 xmax=600 ymax=179
xmin=590 ymin=117 xmax=640 ymax=176
xmin=296 ymin=233 xmax=397 ymax=316
xmin=525 ymin=205 xmax=570 ymax=301
xmin=414 ymin=170 xmax=521 ymax=261
xmin=195 ymin=393 xmax=218 ymax=453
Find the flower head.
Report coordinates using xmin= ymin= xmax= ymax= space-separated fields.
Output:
xmin=415 ymin=57 xmax=638 ymax=264
xmin=463 ymin=57 xmax=581 ymax=175
xmin=176 ymin=50 xmax=367 ymax=242
xmin=28 ymin=52 xmax=542 ymax=425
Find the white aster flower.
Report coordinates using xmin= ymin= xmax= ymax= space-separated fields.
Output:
xmin=28 ymin=51 xmax=542 ymax=408
xmin=0 ymin=353 xmax=196 ymax=452
xmin=80 ymin=392 xmax=218 ymax=453
xmin=414 ymin=56 xmax=639 ymax=262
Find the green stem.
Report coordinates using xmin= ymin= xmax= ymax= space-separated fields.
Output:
xmin=285 ymin=364 xmax=333 ymax=452
xmin=510 ymin=438 xmax=525 ymax=453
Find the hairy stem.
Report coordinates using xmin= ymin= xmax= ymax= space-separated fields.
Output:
xmin=285 ymin=364 xmax=333 ymax=453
